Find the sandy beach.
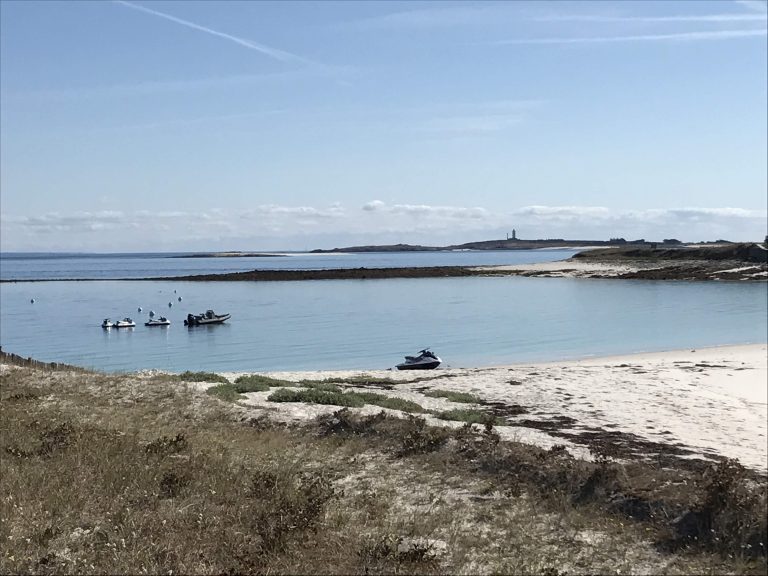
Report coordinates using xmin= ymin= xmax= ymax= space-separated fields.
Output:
xmin=212 ymin=343 xmax=768 ymax=472
xmin=475 ymin=260 xmax=768 ymax=280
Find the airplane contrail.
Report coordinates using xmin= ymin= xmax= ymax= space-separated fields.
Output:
xmin=114 ymin=0 xmax=309 ymax=64
xmin=494 ymin=28 xmax=767 ymax=45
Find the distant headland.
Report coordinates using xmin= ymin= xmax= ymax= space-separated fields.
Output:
xmin=310 ymin=237 xmax=701 ymax=253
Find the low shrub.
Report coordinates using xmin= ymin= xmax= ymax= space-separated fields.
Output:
xmin=206 ymin=384 xmax=243 ymax=402
xmin=316 ymin=408 xmax=389 ymax=436
xmin=435 ymin=409 xmax=501 ymax=425
xmin=297 ymin=381 xmax=343 ymax=393
xmin=268 ymin=389 xmax=424 ymax=413
xmin=423 ymin=389 xmax=480 ymax=403
xmin=671 ymin=459 xmax=768 ymax=560
xmin=268 ymin=388 xmax=365 ymax=407
xmin=349 ymin=391 xmax=424 ymax=413
xmin=322 ymin=375 xmax=398 ymax=386
xmin=397 ymin=416 xmax=451 ymax=457
xmin=178 ymin=371 xmax=230 ymax=384
xmin=234 ymin=374 xmax=290 ymax=392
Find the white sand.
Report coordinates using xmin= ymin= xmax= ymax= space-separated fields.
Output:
xmin=474 ymin=260 xmax=650 ymax=278
xmin=220 ymin=344 xmax=767 ymax=471
xmin=476 ymin=260 xmax=768 ymax=280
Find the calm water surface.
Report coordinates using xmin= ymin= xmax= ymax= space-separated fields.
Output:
xmin=0 ymin=249 xmax=579 ymax=280
xmin=1 ymin=276 xmax=765 ymax=372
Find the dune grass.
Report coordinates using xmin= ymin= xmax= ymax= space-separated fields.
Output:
xmin=234 ymin=374 xmax=294 ymax=390
xmin=268 ymin=388 xmax=424 ymax=413
xmin=178 ymin=371 xmax=230 ymax=384
xmin=423 ymin=389 xmax=481 ymax=403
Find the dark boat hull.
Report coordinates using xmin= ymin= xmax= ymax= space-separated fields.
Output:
xmin=184 ymin=314 xmax=231 ymax=326
xmin=396 ymin=361 xmax=440 ymax=370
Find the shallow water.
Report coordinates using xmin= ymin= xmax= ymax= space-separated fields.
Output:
xmin=1 ymin=276 xmax=765 ymax=373
xmin=0 ymin=249 xmax=579 ymax=280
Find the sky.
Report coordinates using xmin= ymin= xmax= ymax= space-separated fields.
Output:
xmin=1 ymin=0 xmax=766 ymax=252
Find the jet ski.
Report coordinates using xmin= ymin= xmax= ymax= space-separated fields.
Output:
xmin=145 ymin=316 xmax=171 ymax=326
xmin=396 ymin=349 xmax=441 ymax=370
xmin=114 ymin=318 xmax=136 ymax=328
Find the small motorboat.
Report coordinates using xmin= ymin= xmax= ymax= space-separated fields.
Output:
xmin=396 ymin=348 xmax=441 ymax=370
xmin=114 ymin=317 xmax=136 ymax=328
xmin=184 ymin=309 xmax=231 ymax=326
xmin=102 ymin=318 xmax=115 ymax=329
xmin=145 ymin=316 xmax=171 ymax=327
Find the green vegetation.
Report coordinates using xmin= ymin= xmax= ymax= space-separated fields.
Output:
xmin=297 ymin=381 xmax=343 ymax=393
xmin=268 ymin=387 xmax=364 ymax=407
xmin=206 ymin=384 xmax=245 ymax=402
xmin=178 ymin=371 xmax=230 ymax=384
xmin=234 ymin=374 xmax=293 ymax=391
xmin=435 ymin=408 xmax=502 ymax=425
xmin=268 ymin=388 xmax=424 ymax=413
xmin=423 ymin=389 xmax=481 ymax=403
xmin=350 ymin=391 xmax=425 ymax=413
xmin=319 ymin=375 xmax=399 ymax=386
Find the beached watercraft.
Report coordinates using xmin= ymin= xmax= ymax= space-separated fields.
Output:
xmin=102 ymin=318 xmax=115 ymax=329
xmin=114 ymin=318 xmax=136 ymax=328
xmin=184 ymin=310 xmax=231 ymax=326
xmin=396 ymin=349 xmax=441 ymax=370
xmin=145 ymin=316 xmax=171 ymax=327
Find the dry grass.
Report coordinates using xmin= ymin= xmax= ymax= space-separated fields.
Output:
xmin=1 ymin=365 xmax=765 ymax=575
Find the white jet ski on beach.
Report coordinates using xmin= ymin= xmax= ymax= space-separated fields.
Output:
xmin=396 ymin=349 xmax=441 ymax=370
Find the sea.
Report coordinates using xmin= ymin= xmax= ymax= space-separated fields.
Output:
xmin=1 ymin=250 xmax=766 ymax=373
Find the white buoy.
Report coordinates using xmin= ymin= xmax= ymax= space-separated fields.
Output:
xmin=178 ymin=296 xmax=182 ymax=302
xmin=149 ymin=310 xmax=155 ymax=318
xmin=168 ymin=302 xmax=173 ymax=307
xmin=30 ymin=299 xmax=35 ymax=304
xmin=138 ymin=307 xmax=142 ymax=313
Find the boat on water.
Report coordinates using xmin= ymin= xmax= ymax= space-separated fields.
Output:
xmin=102 ymin=318 xmax=115 ymax=329
xmin=114 ymin=318 xmax=136 ymax=328
xmin=145 ymin=316 xmax=171 ymax=327
xmin=396 ymin=349 xmax=441 ymax=370
xmin=184 ymin=310 xmax=231 ymax=326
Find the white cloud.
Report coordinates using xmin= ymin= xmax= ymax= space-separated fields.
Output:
xmin=363 ymin=200 xmax=386 ymax=211
xmin=362 ymin=201 xmax=489 ymax=220
xmin=2 ymin=204 xmax=765 ymax=251
xmin=514 ymin=205 xmax=612 ymax=220
xmin=246 ymin=204 xmax=346 ymax=218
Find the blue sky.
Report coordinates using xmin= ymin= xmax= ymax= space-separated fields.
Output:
xmin=1 ymin=0 xmax=766 ymax=251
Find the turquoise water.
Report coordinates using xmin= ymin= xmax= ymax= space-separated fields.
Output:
xmin=1 ymin=276 xmax=765 ymax=372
